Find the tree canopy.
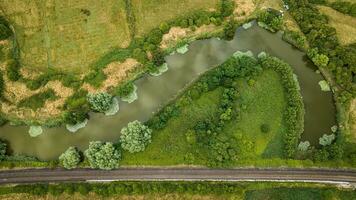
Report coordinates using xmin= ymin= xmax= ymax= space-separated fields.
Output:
xmin=84 ymin=141 xmax=121 ymax=170
xmin=59 ymin=147 xmax=81 ymax=169
xmin=120 ymin=120 xmax=152 ymax=153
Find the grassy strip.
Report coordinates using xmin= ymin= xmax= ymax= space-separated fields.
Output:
xmin=124 ymin=0 xmax=137 ymax=38
xmin=0 ymin=181 xmax=353 ymax=200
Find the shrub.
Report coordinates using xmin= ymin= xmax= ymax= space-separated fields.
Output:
xmin=220 ymin=0 xmax=235 ymax=17
xmin=17 ymin=89 xmax=57 ymax=110
xmin=87 ymin=92 xmax=114 ymax=113
xmin=120 ymin=120 xmax=152 ymax=153
xmin=0 ymin=140 xmax=7 ymax=161
xmin=260 ymin=124 xmax=270 ymax=133
xmin=0 ymin=115 xmax=7 ymax=126
xmin=0 ymin=16 xmax=12 ymax=40
xmin=84 ymin=141 xmax=121 ymax=170
xmin=258 ymin=9 xmax=283 ymax=32
xmin=115 ymin=82 xmax=134 ymax=98
xmin=6 ymin=59 xmax=21 ymax=81
xmin=59 ymin=147 xmax=81 ymax=169
xmin=0 ymin=71 xmax=4 ymax=98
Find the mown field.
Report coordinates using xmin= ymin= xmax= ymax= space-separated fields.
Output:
xmin=0 ymin=0 xmax=131 ymax=73
xmin=0 ymin=0 xmax=221 ymax=73
xmin=122 ymin=70 xmax=287 ymax=166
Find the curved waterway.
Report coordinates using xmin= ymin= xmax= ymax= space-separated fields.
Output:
xmin=0 ymin=22 xmax=336 ymax=160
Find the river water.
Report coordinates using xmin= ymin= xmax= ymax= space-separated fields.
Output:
xmin=0 ymin=22 xmax=336 ymax=160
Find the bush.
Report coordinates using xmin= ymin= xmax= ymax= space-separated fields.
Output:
xmin=87 ymin=92 xmax=114 ymax=113
xmin=0 ymin=140 xmax=7 ymax=161
xmin=0 ymin=71 xmax=4 ymax=98
xmin=220 ymin=0 xmax=235 ymax=17
xmin=120 ymin=120 xmax=152 ymax=153
xmin=0 ymin=16 xmax=12 ymax=40
xmin=17 ymin=89 xmax=57 ymax=110
xmin=258 ymin=9 xmax=283 ymax=32
xmin=0 ymin=115 xmax=7 ymax=126
xmin=260 ymin=124 xmax=270 ymax=133
xmin=115 ymin=82 xmax=134 ymax=98
xmin=6 ymin=59 xmax=21 ymax=81
xmin=84 ymin=141 xmax=121 ymax=170
xmin=59 ymin=147 xmax=81 ymax=169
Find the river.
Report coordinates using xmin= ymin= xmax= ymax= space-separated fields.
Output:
xmin=0 ymin=22 xmax=336 ymax=160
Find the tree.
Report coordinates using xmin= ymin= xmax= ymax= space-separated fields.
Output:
xmin=0 ymin=140 xmax=6 ymax=161
xmin=120 ymin=120 xmax=152 ymax=153
xmin=319 ymin=134 xmax=335 ymax=146
xmin=84 ymin=141 xmax=121 ymax=170
xmin=312 ymin=54 xmax=329 ymax=67
xmin=59 ymin=147 xmax=81 ymax=169
xmin=260 ymin=124 xmax=270 ymax=133
xmin=87 ymin=92 xmax=113 ymax=113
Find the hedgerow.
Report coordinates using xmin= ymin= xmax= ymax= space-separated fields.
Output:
xmin=260 ymin=55 xmax=305 ymax=158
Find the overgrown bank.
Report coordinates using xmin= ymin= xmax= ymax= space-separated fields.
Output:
xmin=0 ymin=0 xmax=241 ymax=127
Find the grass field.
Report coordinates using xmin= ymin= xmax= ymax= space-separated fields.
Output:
xmin=224 ymin=70 xmax=286 ymax=159
xmin=318 ymin=5 xmax=356 ymax=45
xmin=132 ymin=0 xmax=220 ymax=36
xmin=0 ymin=0 xmax=131 ymax=73
xmin=122 ymin=70 xmax=287 ymax=166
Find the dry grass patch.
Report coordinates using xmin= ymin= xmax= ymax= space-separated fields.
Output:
xmin=318 ymin=5 xmax=356 ymax=45
xmin=160 ymin=24 xmax=221 ymax=50
xmin=82 ymin=58 xmax=141 ymax=93
xmin=0 ymin=79 xmax=73 ymax=120
xmin=233 ymin=0 xmax=257 ymax=20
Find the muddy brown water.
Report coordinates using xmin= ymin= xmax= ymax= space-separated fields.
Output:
xmin=0 ymin=22 xmax=336 ymax=160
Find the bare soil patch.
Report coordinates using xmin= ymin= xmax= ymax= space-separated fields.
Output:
xmin=160 ymin=24 xmax=219 ymax=50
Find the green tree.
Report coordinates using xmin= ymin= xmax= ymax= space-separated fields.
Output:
xmin=59 ymin=147 xmax=81 ymax=169
xmin=84 ymin=141 xmax=121 ymax=170
xmin=0 ymin=140 xmax=6 ymax=161
xmin=312 ymin=54 xmax=329 ymax=67
xmin=87 ymin=92 xmax=113 ymax=113
xmin=120 ymin=120 xmax=152 ymax=153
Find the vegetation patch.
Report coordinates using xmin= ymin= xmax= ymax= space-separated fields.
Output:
xmin=132 ymin=0 xmax=220 ymax=36
xmin=18 ymin=89 xmax=58 ymax=111
xmin=318 ymin=5 xmax=356 ymax=45
xmin=0 ymin=182 xmax=354 ymax=200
